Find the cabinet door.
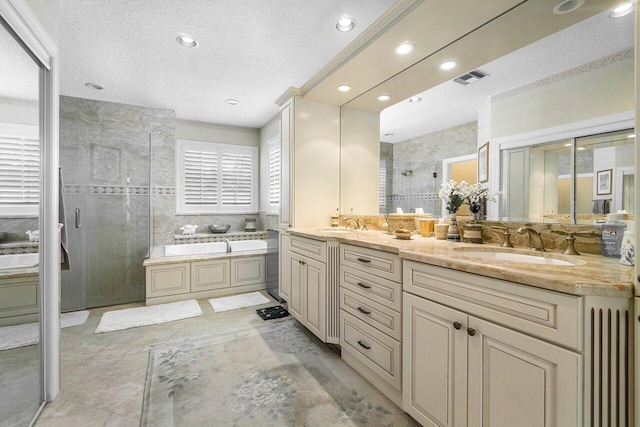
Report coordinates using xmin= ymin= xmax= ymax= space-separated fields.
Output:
xmin=287 ymin=251 xmax=304 ymax=322
xmin=403 ymin=292 xmax=468 ymax=427
xmin=231 ymin=256 xmax=265 ymax=287
xmin=467 ymin=316 xmax=581 ymax=427
xmin=302 ymin=257 xmax=326 ymax=341
xmin=279 ymin=234 xmax=292 ymax=299
xmin=191 ymin=259 xmax=229 ymax=292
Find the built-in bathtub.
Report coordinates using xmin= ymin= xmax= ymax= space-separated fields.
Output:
xmin=163 ymin=240 xmax=267 ymax=257
xmin=0 ymin=253 xmax=39 ymax=270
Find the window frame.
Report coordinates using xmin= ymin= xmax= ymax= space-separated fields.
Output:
xmin=0 ymin=121 xmax=40 ymax=217
xmin=267 ymin=136 xmax=280 ymax=215
xmin=176 ymin=139 xmax=258 ymax=215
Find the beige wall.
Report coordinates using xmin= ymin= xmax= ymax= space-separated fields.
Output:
xmin=491 ymin=59 xmax=633 ymax=139
xmin=450 ymin=159 xmax=477 ymax=216
xmin=175 ymin=121 xmax=259 ymax=147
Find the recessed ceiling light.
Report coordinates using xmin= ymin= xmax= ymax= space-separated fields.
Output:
xmin=409 ymin=96 xmax=422 ymax=103
xmin=225 ymin=99 xmax=239 ymax=106
xmin=610 ymin=1 xmax=634 ymax=18
xmin=439 ymin=60 xmax=457 ymax=70
xmin=553 ymin=0 xmax=585 ymax=15
xmin=577 ymin=147 xmax=586 ymax=151
xmin=176 ymin=35 xmax=198 ymax=48
xmin=384 ymin=133 xmax=394 ymax=136
xmin=394 ymin=42 xmax=414 ymax=55
xmin=336 ymin=17 xmax=356 ymax=32
xmin=337 ymin=84 xmax=352 ymax=92
xmin=628 ymin=134 xmax=636 ymax=138
xmin=377 ymin=94 xmax=391 ymax=101
xmin=85 ymin=83 xmax=103 ymax=90
xmin=564 ymin=143 xmax=572 ymax=147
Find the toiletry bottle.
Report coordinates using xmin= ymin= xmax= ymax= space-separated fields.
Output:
xmin=619 ymin=221 xmax=635 ymax=266
xmin=600 ymin=214 xmax=626 ymax=258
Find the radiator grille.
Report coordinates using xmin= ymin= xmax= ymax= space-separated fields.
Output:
xmin=588 ymin=307 xmax=630 ymax=426
xmin=326 ymin=243 xmax=340 ymax=344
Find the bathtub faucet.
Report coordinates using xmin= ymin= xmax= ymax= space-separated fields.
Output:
xmin=224 ymin=238 xmax=232 ymax=253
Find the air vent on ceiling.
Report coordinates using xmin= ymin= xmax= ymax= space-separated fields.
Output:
xmin=454 ymin=70 xmax=488 ymax=86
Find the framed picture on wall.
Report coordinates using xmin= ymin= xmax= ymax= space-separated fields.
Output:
xmin=596 ymin=169 xmax=612 ymax=195
xmin=478 ymin=142 xmax=489 ymax=183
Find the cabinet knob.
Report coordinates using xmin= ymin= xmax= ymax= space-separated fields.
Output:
xmin=467 ymin=328 xmax=476 ymax=337
xmin=453 ymin=322 xmax=462 ymax=330
xmin=357 ymin=340 xmax=371 ymax=350
xmin=300 ymin=261 xmax=305 ymax=265
xmin=356 ymin=282 xmax=371 ymax=289
xmin=357 ymin=306 xmax=371 ymax=315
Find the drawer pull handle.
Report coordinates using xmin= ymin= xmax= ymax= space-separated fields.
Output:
xmin=356 ymin=282 xmax=371 ymax=289
xmin=357 ymin=340 xmax=371 ymax=350
xmin=453 ymin=322 xmax=462 ymax=330
xmin=356 ymin=257 xmax=371 ymax=263
xmin=467 ymin=328 xmax=476 ymax=337
xmin=357 ymin=306 xmax=371 ymax=315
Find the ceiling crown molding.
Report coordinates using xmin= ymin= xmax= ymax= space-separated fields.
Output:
xmin=274 ymin=87 xmax=302 ymax=107
xmin=175 ymin=119 xmax=259 ymax=134
xmin=299 ymin=0 xmax=423 ymax=96
xmin=0 ymin=95 xmax=38 ymax=108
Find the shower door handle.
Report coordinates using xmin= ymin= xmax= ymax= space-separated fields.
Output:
xmin=75 ymin=208 xmax=81 ymax=228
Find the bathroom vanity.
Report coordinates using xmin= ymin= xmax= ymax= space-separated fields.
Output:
xmin=282 ymin=228 xmax=634 ymax=426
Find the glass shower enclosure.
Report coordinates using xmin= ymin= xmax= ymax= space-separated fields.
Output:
xmin=60 ymin=121 xmax=150 ymax=310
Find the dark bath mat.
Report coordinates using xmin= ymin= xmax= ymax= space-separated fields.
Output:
xmin=256 ymin=305 xmax=290 ymax=321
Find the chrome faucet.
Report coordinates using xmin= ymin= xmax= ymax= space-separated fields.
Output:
xmin=517 ymin=227 xmax=545 ymax=252
xmin=224 ymin=238 xmax=232 ymax=253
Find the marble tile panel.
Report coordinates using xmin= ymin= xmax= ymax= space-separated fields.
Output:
xmin=140 ymin=106 xmax=175 ymax=134
xmin=60 ymin=96 xmax=100 ymax=127
xmin=98 ymin=101 xmax=141 ymax=132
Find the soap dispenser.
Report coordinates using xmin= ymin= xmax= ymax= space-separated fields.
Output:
xmin=619 ymin=221 xmax=635 ymax=266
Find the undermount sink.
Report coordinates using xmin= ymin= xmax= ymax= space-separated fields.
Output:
xmin=453 ymin=247 xmax=584 ymax=266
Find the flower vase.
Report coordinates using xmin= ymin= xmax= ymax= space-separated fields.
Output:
xmin=446 ymin=213 xmax=461 ymax=241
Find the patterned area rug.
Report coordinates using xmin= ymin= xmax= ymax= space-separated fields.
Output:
xmin=141 ymin=319 xmax=416 ymax=426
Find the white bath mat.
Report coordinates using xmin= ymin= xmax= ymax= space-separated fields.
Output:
xmin=95 ymin=299 xmax=202 ymax=334
xmin=0 ymin=310 xmax=90 ymax=351
xmin=208 ymin=292 xmax=270 ymax=312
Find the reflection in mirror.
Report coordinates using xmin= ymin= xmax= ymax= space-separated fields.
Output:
xmin=501 ymin=128 xmax=635 ymax=223
xmin=0 ymin=16 xmax=43 ymax=425
xmin=340 ymin=7 xmax=633 ymax=224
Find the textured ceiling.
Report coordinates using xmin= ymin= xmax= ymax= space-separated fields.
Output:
xmin=380 ymin=9 xmax=635 ymax=143
xmin=57 ymin=0 xmax=396 ymax=128
xmin=0 ymin=22 xmax=40 ymax=101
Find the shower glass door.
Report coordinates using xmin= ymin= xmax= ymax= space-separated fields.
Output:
xmin=61 ymin=115 xmax=150 ymax=310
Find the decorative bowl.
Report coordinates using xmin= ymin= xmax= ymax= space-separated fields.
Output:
xmin=209 ymin=224 xmax=231 ymax=234
xmin=394 ymin=228 xmax=413 ymax=240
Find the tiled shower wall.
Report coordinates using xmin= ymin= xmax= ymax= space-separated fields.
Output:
xmin=382 ymin=121 xmax=478 ymax=215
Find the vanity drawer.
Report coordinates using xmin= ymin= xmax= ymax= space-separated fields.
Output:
xmin=340 ymin=265 xmax=402 ymax=311
xmin=289 ymin=234 xmax=326 ymax=262
xmin=404 ymin=260 xmax=582 ymax=350
xmin=340 ymin=244 xmax=401 ymax=282
xmin=341 ymin=310 xmax=402 ymax=391
xmin=340 ymin=288 xmax=402 ymax=341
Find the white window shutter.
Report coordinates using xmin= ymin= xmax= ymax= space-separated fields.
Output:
xmin=221 ymin=151 xmax=254 ymax=208
xmin=268 ymin=138 xmax=280 ymax=213
xmin=379 ymin=162 xmax=386 ymax=210
xmin=0 ymin=136 xmax=40 ymax=206
xmin=184 ymin=149 xmax=218 ymax=206
xmin=176 ymin=140 xmax=258 ymax=214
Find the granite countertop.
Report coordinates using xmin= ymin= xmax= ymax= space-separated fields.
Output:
xmin=0 ymin=266 xmax=38 ymax=279
xmin=143 ymin=247 xmax=267 ymax=267
xmin=287 ymin=228 xmax=634 ymax=298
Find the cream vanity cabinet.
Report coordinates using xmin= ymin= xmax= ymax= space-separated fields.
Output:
xmin=403 ymin=260 xmax=632 ymax=426
xmin=339 ymin=243 xmax=403 ymax=407
xmin=145 ymin=255 xmax=266 ymax=305
xmin=277 ymin=92 xmax=340 ymax=229
xmin=283 ymin=233 xmax=339 ymax=343
xmin=0 ymin=273 xmax=39 ymax=326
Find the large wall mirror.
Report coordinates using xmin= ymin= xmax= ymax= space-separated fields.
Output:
xmin=0 ymin=14 xmax=45 ymax=424
xmin=339 ymin=2 xmax=634 ymax=224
